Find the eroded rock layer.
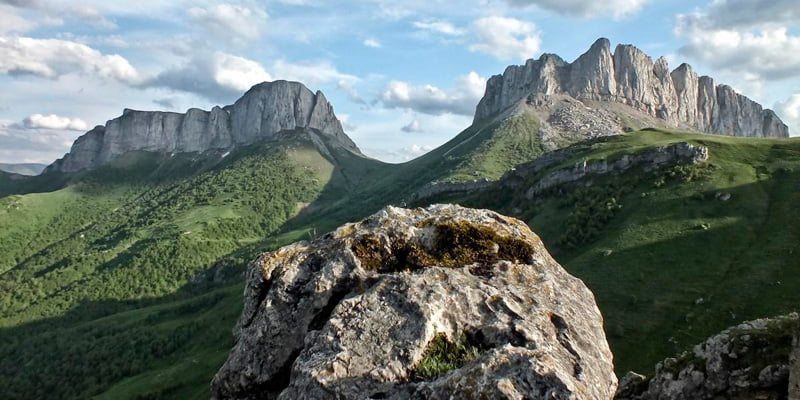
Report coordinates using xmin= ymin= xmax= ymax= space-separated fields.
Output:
xmin=212 ymin=204 xmax=617 ymax=400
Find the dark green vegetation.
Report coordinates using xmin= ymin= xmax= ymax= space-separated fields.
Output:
xmin=410 ymin=333 xmax=483 ymax=380
xmin=351 ymin=220 xmax=533 ymax=272
xmin=1 ymin=121 xmax=799 ymax=398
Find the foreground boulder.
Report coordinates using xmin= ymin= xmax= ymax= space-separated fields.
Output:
xmin=212 ymin=204 xmax=616 ymax=399
xmin=616 ymin=313 xmax=800 ymax=400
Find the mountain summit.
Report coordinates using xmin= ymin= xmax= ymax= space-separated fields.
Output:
xmin=475 ymin=38 xmax=789 ymax=139
xmin=47 ymin=80 xmax=360 ymax=173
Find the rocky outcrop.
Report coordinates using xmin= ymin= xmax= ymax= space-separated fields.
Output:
xmin=506 ymin=142 xmax=709 ymax=199
xmin=46 ymin=81 xmax=360 ymax=173
xmin=212 ymin=204 xmax=617 ymax=399
xmin=616 ymin=313 xmax=800 ymax=400
xmin=412 ymin=178 xmax=493 ymax=201
xmin=475 ymin=38 xmax=789 ymax=138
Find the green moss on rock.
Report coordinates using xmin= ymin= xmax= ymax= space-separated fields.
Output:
xmin=351 ymin=220 xmax=534 ymax=272
xmin=410 ymin=333 xmax=483 ymax=381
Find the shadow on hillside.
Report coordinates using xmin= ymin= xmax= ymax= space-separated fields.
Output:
xmin=0 ymin=277 xmax=242 ymax=400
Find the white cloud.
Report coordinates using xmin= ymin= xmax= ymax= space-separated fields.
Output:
xmin=146 ymin=53 xmax=360 ymax=103
xmin=381 ymin=71 xmax=486 ymax=116
xmin=676 ymin=0 xmax=800 ymax=30
xmin=0 ymin=7 xmax=35 ymax=34
xmin=505 ymin=0 xmax=648 ymax=18
xmin=0 ymin=117 xmax=82 ymax=164
xmin=0 ymin=35 xmax=140 ymax=83
xmin=675 ymin=23 xmax=800 ymax=81
xmin=776 ymin=94 xmax=800 ymax=136
xmin=146 ymin=51 xmax=272 ymax=100
xmin=272 ymin=59 xmax=358 ymax=88
xmin=214 ymin=52 xmax=272 ymax=91
xmin=363 ymin=38 xmax=382 ymax=48
xmin=413 ymin=20 xmax=465 ymax=36
xmin=188 ymin=3 xmax=268 ymax=45
xmin=338 ymin=113 xmax=357 ymax=131
xmin=401 ymin=119 xmax=423 ymax=133
xmin=22 ymin=114 xmax=88 ymax=131
xmin=469 ymin=17 xmax=540 ymax=61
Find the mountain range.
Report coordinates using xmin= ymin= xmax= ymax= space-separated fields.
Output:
xmin=0 ymin=38 xmax=798 ymax=400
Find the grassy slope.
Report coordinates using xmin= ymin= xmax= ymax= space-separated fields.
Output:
xmin=434 ymin=129 xmax=800 ymax=373
xmin=0 ymin=136 xmax=350 ymax=399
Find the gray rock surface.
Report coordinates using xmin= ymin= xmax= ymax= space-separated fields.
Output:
xmin=494 ymin=142 xmax=708 ymax=201
xmin=475 ymin=38 xmax=789 ymax=138
xmin=47 ymin=81 xmax=360 ymax=173
xmin=616 ymin=313 xmax=800 ymax=400
xmin=212 ymin=204 xmax=617 ymax=399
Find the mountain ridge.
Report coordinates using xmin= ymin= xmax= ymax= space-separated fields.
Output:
xmin=46 ymin=80 xmax=360 ymax=173
xmin=475 ymin=38 xmax=789 ymax=139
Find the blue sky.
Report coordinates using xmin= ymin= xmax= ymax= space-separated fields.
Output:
xmin=1 ymin=0 xmax=800 ymax=164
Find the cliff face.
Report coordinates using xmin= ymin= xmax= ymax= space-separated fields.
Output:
xmin=49 ymin=81 xmax=360 ymax=173
xmin=475 ymin=38 xmax=789 ymax=138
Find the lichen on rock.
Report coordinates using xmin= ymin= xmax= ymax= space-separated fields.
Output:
xmin=212 ymin=204 xmax=617 ymax=399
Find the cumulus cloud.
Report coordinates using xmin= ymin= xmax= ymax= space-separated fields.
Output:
xmin=776 ymin=94 xmax=800 ymax=136
xmin=381 ymin=71 xmax=486 ymax=116
xmin=0 ymin=35 xmax=140 ymax=83
xmin=401 ymin=119 xmax=423 ymax=133
xmin=0 ymin=9 xmax=35 ymax=34
xmin=363 ymin=38 xmax=381 ymax=48
xmin=505 ymin=0 xmax=648 ymax=18
xmin=676 ymin=0 xmax=800 ymax=30
xmin=189 ymin=3 xmax=267 ymax=46
xmin=675 ymin=15 xmax=800 ymax=81
xmin=413 ymin=20 xmax=465 ymax=36
xmin=0 ymin=117 xmax=82 ymax=163
xmin=145 ymin=51 xmax=272 ymax=100
xmin=21 ymin=114 xmax=88 ymax=131
xmin=145 ymin=53 xmax=361 ymax=103
xmin=469 ymin=17 xmax=540 ymax=61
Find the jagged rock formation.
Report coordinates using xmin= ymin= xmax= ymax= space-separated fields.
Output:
xmin=411 ymin=142 xmax=708 ymax=202
xmin=475 ymin=38 xmax=789 ymax=140
xmin=616 ymin=313 xmax=800 ymax=400
xmin=212 ymin=204 xmax=617 ymax=399
xmin=46 ymin=81 xmax=360 ymax=173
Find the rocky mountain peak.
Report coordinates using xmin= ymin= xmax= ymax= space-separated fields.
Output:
xmin=47 ymin=80 xmax=360 ymax=173
xmin=474 ymin=38 xmax=789 ymax=138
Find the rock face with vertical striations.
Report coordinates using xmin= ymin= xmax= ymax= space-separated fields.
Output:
xmin=46 ymin=80 xmax=360 ymax=173
xmin=211 ymin=204 xmax=617 ymax=400
xmin=474 ymin=38 xmax=789 ymax=139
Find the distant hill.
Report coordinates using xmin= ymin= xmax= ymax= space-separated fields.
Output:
xmin=0 ymin=163 xmax=46 ymax=176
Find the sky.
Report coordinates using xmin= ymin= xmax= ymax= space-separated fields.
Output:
xmin=1 ymin=0 xmax=800 ymax=164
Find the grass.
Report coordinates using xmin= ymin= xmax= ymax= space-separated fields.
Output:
xmin=410 ymin=333 xmax=483 ymax=380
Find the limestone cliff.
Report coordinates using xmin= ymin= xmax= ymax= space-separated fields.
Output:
xmin=212 ymin=204 xmax=617 ymax=399
xmin=47 ymin=81 xmax=360 ymax=173
xmin=475 ymin=38 xmax=789 ymax=139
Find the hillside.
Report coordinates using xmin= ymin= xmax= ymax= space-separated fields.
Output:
xmin=0 ymin=132 xmax=379 ymax=399
xmin=420 ymin=129 xmax=800 ymax=374
xmin=0 ymin=163 xmax=46 ymax=176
